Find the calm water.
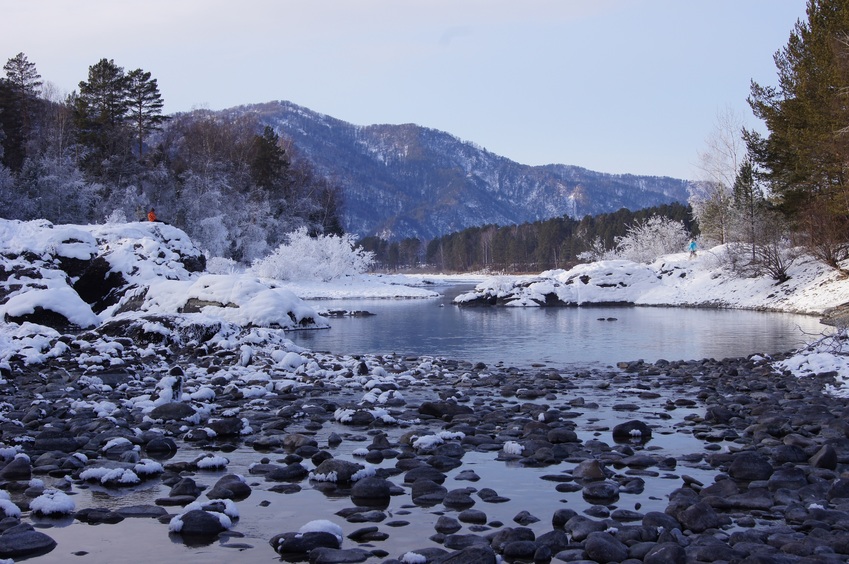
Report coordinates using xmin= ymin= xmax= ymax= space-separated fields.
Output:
xmin=290 ymin=285 xmax=827 ymax=367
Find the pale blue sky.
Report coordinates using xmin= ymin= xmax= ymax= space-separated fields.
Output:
xmin=3 ymin=0 xmax=807 ymax=179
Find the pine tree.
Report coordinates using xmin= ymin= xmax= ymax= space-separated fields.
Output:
xmin=1 ymin=52 xmax=42 ymax=170
xmin=249 ymin=125 xmax=287 ymax=190
xmin=74 ymin=58 xmax=132 ymax=176
xmin=731 ymin=159 xmax=762 ymax=262
xmin=125 ymin=68 xmax=166 ymax=159
xmin=747 ymin=0 xmax=849 ymax=267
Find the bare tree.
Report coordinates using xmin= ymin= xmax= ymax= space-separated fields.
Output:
xmin=690 ymin=107 xmax=747 ymax=245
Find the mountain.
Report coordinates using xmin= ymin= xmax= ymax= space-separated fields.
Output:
xmin=225 ymin=101 xmax=693 ymax=241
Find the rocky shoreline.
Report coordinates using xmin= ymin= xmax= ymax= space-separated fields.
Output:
xmin=1 ymin=317 xmax=848 ymax=563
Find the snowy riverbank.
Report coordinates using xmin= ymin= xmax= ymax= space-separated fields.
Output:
xmin=453 ymin=247 xmax=849 ymax=316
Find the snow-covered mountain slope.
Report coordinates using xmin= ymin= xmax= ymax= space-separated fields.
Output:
xmin=227 ymin=101 xmax=693 ymax=240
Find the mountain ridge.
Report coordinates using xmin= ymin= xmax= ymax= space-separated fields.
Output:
xmin=222 ymin=101 xmax=693 ymax=241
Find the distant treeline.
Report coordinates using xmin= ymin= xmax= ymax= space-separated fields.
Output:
xmin=359 ymin=202 xmax=696 ymax=273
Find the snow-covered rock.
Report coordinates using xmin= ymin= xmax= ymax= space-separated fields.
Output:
xmin=455 ymin=247 xmax=849 ymax=315
xmin=0 ymin=219 xmax=328 ymax=332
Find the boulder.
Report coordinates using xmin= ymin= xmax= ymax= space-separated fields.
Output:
xmin=207 ymin=474 xmax=251 ymax=500
xmin=0 ymin=523 xmax=57 ymax=559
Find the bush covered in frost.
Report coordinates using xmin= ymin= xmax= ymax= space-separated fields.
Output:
xmin=250 ymin=227 xmax=374 ymax=282
xmin=614 ymin=215 xmax=691 ymax=264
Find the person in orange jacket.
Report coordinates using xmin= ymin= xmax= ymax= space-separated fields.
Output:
xmin=147 ymin=208 xmax=157 ymax=222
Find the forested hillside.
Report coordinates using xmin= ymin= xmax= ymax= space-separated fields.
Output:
xmin=0 ymin=55 xmax=342 ymax=263
xmin=359 ymin=202 xmax=695 ymax=273
xmin=239 ymin=101 xmax=693 ymax=240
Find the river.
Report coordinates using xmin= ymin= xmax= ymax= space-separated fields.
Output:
xmin=288 ymin=285 xmax=826 ymax=367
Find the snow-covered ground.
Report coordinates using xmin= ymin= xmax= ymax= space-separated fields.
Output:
xmin=454 ymin=248 xmax=849 ymax=315
xmin=1 ymin=219 xmax=848 ymax=396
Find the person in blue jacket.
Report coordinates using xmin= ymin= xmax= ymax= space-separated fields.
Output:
xmin=688 ymin=239 xmax=697 ymax=259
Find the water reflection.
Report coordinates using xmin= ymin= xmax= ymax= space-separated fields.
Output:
xmin=289 ymin=286 xmax=826 ymax=367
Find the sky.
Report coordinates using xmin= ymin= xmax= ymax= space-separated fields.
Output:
xmin=2 ymin=0 xmax=808 ymax=180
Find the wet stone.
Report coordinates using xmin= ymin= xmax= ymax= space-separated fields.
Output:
xmin=458 ymin=509 xmax=487 ymax=524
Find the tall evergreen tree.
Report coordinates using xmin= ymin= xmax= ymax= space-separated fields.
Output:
xmin=747 ymin=0 xmax=849 ymax=268
xmin=1 ymin=52 xmax=42 ymax=171
xmin=74 ymin=58 xmax=131 ymax=175
xmin=125 ymin=68 xmax=166 ymax=159
xmin=731 ymin=158 xmax=762 ymax=262
xmin=249 ymin=125 xmax=287 ymax=190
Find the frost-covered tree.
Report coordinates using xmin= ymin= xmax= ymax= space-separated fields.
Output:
xmin=614 ymin=216 xmax=691 ymax=264
xmin=0 ymin=164 xmax=15 ymax=216
xmin=251 ymin=227 xmax=374 ymax=282
xmin=690 ymin=107 xmax=746 ymax=245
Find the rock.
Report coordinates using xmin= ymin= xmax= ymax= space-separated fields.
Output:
xmin=404 ymin=465 xmax=447 ymax=485
xmin=477 ymin=488 xmax=510 ymax=503
xmin=810 ymin=444 xmax=838 ymax=470
xmin=678 ymin=501 xmax=723 ymax=533
xmin=584 ymin=531 xmax=628 ymax=563
xmin=436 ymin=515 xmax=463 ymax=533
xmin=0 ymin=457 xmax=32 ymax=481
xmin=685 ymin=536 xmax=745 ymax=563
xmin=502 ymin=540 xmax=538 ymax=560
xmin=283 ymin=434 xmax=318 ymax=450
xmin=728 ymin=451 xmax=774 ymax=482
xmin=169 ymin=477 xmax=203 ymax=498
xmin=642 ymin=511 xmax=681 ymax=531
xmin=0 ymin=523 xmax=57 ymax=559
xmin=206 ymin=417 xmax=243 ymax=436
xmin=427 ymin=455 xmax=463 ymax=471
xmin=643 ymin=542 xmax=687 ymax=564
xmin=418 ymin=401 xmax=474 ymax=420
xmin=149 ymin=402 xmax=195 ymax=421
xmin=513 ymin=510 xmax=540 ymax=525
xmin=572 ymin=459 xmax=607 ymax=481
xmin=535 ymin=530 xmax=569 ymax=554
xmin=347 ymin=526 xmax=388 ymax=542
xmin=411 ymin=480 xmax=447 ymax=505
xmin=312 ymin=460 xmax=365 ymax=485
xmin=266 ymin=463 xmax=309 ymax=481
xmin=115 ymin=505 xmax=169 ymax=519
xmin=611 ymin=420 xmax=652 ymax=442
xmin=75 ymin=507 xmax=125 ymax=524
xmin=552 ymin=508 xmax=577 ymax=528
xmin=443 ymin=533 xmax=491 ymax=550
xmin=145 ymin=437 xmax=178 ymax=456
xmin=271 ymin=531 xmax=341 ymax=555
xmin=564 ymin=515 xmax=606 ymax=541
xmin=582 ymin=481 xmax=620 ymax=503
xmin=490 ymin=527 xmax=535 ymax=552
xmin=767 ymin=466 xmax=807 ymax=491
xmin=546 ymin=428 xmax=579 ymax=444
xmin=351 ymin=477 xmax=392 ymax=501
xmin=455 ymin=470 xmax=480 ymax=482
xmin=435 ymin=545 xmax=496 ymax=564
xmin=175 ymin=509 xmax=230 ymax=537
xmin=443 ymin=488 xmax=476 ymax=509
xmin=32 ymin=430 xmax=79 ymax=453
xmin=207 ymin=473 xmax=251 ymax=500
